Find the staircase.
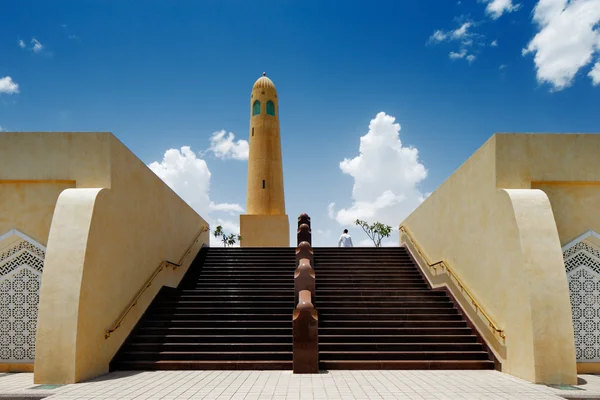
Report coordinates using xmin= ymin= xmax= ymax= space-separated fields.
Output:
xmin=111 ymin=247 xmax=296 ymax=370
xmin=314 ymin=247 xmax=495 ymax=370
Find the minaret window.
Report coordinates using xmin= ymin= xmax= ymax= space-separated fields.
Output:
xmin=253 ymin=100 xmax=261 ymax=116
xmin=262 ymin=180 xmax=266 ymax=189
xmin=266 ymin=100 xmax=275 ymax=116
xmin=252 ymin=127 xmax=254 ymax=136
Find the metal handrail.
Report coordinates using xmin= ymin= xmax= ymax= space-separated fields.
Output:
xmin=105 ymin=226 xmax=208 ymax=339
xmin=399 ymin=225 xmax=506 ymax=340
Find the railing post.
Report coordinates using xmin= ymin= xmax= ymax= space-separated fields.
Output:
xmin=293 ymin=213 xmax=318 ymax=373
xmin=296 ymin=241 xmax=313 ymax=267
xmin=298 ymin=223 xmax=311 ymax=246
xmin=295 ymin=258 xmax=315 ymax=310
xmin=293 ymin=290 xmax=318 ymax=373
xmin=298 ymin=213 xmax=311 ymax=229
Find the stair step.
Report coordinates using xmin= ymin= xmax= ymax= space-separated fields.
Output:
xmin=142 ymin=320 xmax=291 ymax=328
xmin=319 ymin=335 xmax=479 ymax=343
xmin=118 ymin=351 xmax=293 ymax=361
xmin=318 ymin=320 xmax=467 ymax=328
xmin=126 ymin=343 xmax=293 ymax=352
xmin=132 ymin=335 xmax=292 ymax=343
xmin=319 ymin=351 xmax=490 ymax=361
xmin=152 ymin=307 xmax=293 ymax=314
xmin=112 ymin=360 xmax=293 ymax=370
xmin=319 ymin=327 xmax=472 ymax=335
xmin=139 ymin=327 xmax=292 ymax=335
xmin=146 ymin=313 xmax=290 ymax=320
xmin=318 ymin=307 xmax=458 ymax=314
xmin=319 ymin=360 xmax=494 ymax=370
xmin=156 ymin=301 xmax=295 ymax=306
xmin=315 ymin=301 xmax=452 ymax=307
xmin=319 ymin=313 xmax=463 ymax=321
xmin=319 ymin=343 xmax=484 ymax=351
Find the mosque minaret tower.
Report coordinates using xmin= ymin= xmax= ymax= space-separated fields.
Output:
xmin=239 ymin=73 xmax=290 ymax=247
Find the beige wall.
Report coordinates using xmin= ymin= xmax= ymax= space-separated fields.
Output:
xmin=532 ymin=183 xmax=600 ymax=245
xmin=0 ymin=132 xmax=209 ymax=383
xmin=240 ymin=214 xmax=290 ymax=247
xmin=401 ymin=133 xmax=600 ymax=384
xmin=0 ymin=181 xmax=74 ymax=245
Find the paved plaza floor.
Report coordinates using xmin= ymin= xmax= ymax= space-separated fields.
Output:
xmin=1 ymin=370 xmax=600 ymax=400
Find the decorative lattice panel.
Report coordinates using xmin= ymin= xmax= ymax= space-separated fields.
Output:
xmin=0 ymin=231 xmax=45 ymax=363
xmin=564 ymin=231 xmax=600 ymax=363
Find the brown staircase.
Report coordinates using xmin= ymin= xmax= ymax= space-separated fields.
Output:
xmin=314 ymin=247 xmax=495 ymax=370
xmin=111 ymin=247 xmax=296 ymax=370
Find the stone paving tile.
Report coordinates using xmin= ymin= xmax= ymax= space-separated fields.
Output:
xmin=1 ymin=370 xmax=599 ymax=399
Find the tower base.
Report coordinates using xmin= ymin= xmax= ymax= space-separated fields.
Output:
xmin=240 ymin=214 xmax=290 ymax=247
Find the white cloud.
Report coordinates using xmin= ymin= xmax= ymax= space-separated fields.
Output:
xmin=31 ymin=38 xmax=43 ymax=53
xmin=523 ymin=0 xmax=600 ymax=91
xmin=590 ymin=61 xmax=600 ymax=85
xmin=209 ymin=202 xmax=244 ymax=214
xmin=430 ymin=30 xmax=448 ymax=43
xmin=18 ymin=40 xmax=25 ymax=48
xmin=452 ymin=22 xmax=472 ymax=39
xmin=0 ymin=77 xmax=19 ymax=94
xmin=485 ymin=0 xmax=521 ymax=19
xmin=429 ymin=22 xmax=473 ymax=43
xmin=491 ymin=40 xmax=498 ymax=47
xmin=208 ymin=130 xmax=249 ymax=160
xmin=148 ymin=146 xmax=245 ymax=245
xmin=327 ymin=202 xmax=336 ymax=219
xmin=331 ymin=112 xmax=427 ymax=228
xmin=450 ymin=49 xmax=467 ymax=59
xmin=500 ymin=64 xmax=508 ymax=69
xmin=449 ymin=49 xmax=476 ymax=63
xmin=0 ymin=126 xmax=5 ymax=132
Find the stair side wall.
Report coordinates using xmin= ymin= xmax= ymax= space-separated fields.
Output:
xmin=400 ymin=133 xmax=600 ymax=385
xmin=0 ymin=132 xmax=213 ymax=384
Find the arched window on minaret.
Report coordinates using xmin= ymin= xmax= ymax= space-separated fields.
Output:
xmin=253 ymin=100 xmax=261 ymax=116
xmin=266 ymin=100 xmax=275 ymax=116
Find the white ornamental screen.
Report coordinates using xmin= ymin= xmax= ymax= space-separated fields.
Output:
xmin=563 ymin=231 xmax=600 ymax=363
xmin=0 ymin=230 xmax=45 ymax=364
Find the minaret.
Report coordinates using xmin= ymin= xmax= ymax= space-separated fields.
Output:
xmin=239 ymin=73 xmax=290 ymax=247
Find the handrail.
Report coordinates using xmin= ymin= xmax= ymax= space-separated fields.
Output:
xmin=105 ymin=226 xmax=208 ymax=339
xmin=399 ymin=225 xmax=506 ymax=340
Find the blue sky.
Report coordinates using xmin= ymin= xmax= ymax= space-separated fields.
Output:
xmin=1 ymin=0 xmax=599 ymax=246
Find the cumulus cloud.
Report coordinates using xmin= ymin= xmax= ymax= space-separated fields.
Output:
xmin=0 ymin=77 xmax=19 ymax=94
xmin=208 ymin=130 xmax=249 ymax=160
xmin=485 ymin=0 xmax=521 ymax=19
xmin=18 ymin=40 xmax=25 ymax=48
xmin=330 ymin=112 xmax=427 ymax=228
xmin=0 ymin=126 xmax=5 ymax=132
xmin=148 ymin=146 xmax=245 ymax=246
xmin=491 ymin=40 xmax=498 ymax=47
xmin=500 ymin=64 xmax=508 ymax=70
xmin=590 ymin=61 xmax=600 ymax=85
xmin=523 ymin=0 xmax=600 ymax=91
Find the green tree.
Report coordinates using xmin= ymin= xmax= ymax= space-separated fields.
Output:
xmin=354 ymin=219 xmax=393 ymax=247
xmin=213 ymin=225 xmax=242 ymax=247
